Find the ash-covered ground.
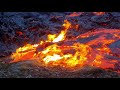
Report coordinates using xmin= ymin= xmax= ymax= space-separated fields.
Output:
xmin=0 ymin=12 xmax=120 ymax=78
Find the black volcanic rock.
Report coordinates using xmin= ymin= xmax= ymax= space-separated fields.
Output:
xmin=109 ymin=40 xmax=120 ymax=48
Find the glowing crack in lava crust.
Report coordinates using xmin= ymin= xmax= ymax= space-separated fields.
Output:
xmin=11 ymin=19 xmax=120 ymax=72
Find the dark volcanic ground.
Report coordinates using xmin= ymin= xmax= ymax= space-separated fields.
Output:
xmin=0 ymin=12 xmax=120 ymax=78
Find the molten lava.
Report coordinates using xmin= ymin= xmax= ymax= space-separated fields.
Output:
xmin=67 ymin=12 xmax=83 ymax=17
xmin=93 ymin=12 xmax=105 ymax=15
xmin=11 ymin=19 xmax=120 ymax=72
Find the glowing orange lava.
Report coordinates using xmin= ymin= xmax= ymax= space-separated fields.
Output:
xmin=11 ymin=19 xmax=120 ymax=72
xmin=93 ymin=12 xmax=105 ymax=15
xmin=67 ymin=12 xmax=83 ymax=17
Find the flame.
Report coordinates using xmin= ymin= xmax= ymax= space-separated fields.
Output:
xmin=52 ymin=31 xmax=66 ymax=42
xmin=38 ymin=42 xmax=90 ymax=68
xmin=47 ymin=20 xmax=71 ymax=43
xmin=11 ymin=44 xmax=39 ymax=62
xmin=43 ymin=54 xmax=62 ymax=64
xmin=11 ymin=19 xmax=120 ymax=72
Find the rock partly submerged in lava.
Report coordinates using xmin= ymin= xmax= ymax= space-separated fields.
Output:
xmin=109 ymin=40 xmax=120 ymax=48
xmin=108 ymin=40 xmax=120 ymax=60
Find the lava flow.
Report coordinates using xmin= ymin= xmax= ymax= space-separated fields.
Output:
xmin=11 ymin=19 xmax=120 ymax=72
